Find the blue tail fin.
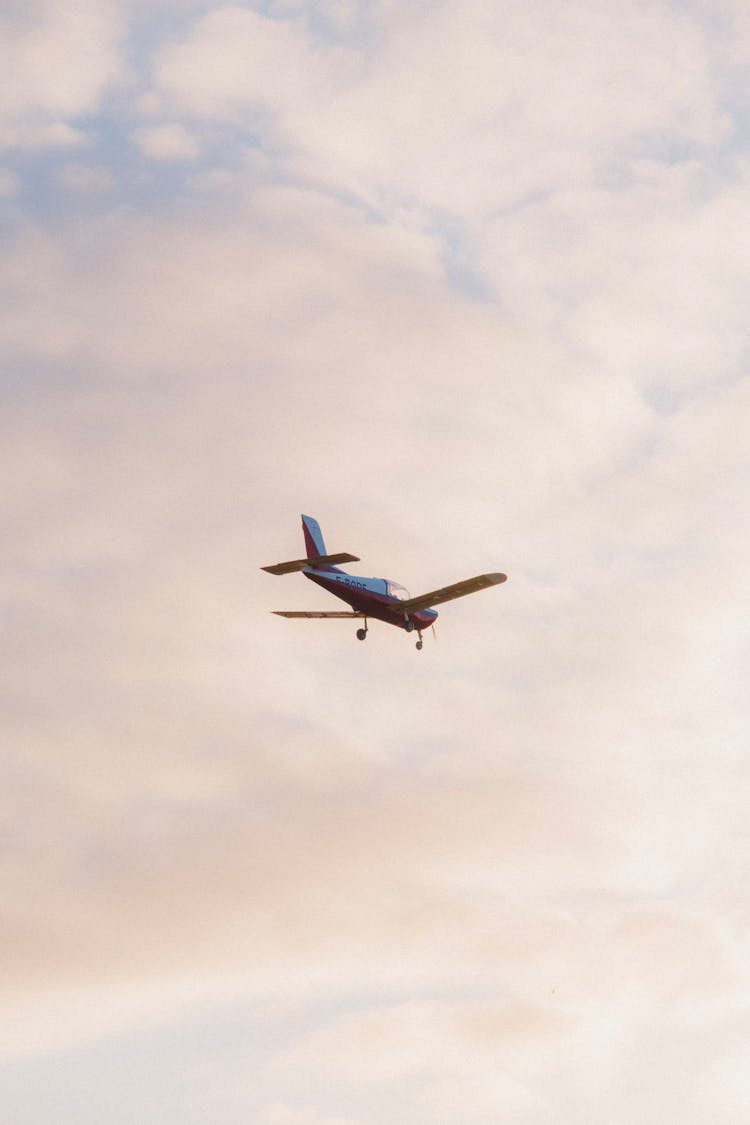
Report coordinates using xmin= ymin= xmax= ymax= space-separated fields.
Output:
xmin=301 ymin=515 xmax=326 ymax=559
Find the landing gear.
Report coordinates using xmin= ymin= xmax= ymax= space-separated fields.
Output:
xmin=403 ymin=617 xmax=423 ymax=650
xmin=356 ymin=619 xmax=368 ymax=641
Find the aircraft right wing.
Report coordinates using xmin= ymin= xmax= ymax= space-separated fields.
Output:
xmin=272 ymin=610 xmax=365 ymax=618
xmin=396 ymin=572 xmax=507 ymax=614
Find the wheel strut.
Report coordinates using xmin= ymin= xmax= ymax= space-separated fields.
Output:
xmin=356 ymin=618 xmax=368 ymax=641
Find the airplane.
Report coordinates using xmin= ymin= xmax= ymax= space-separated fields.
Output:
xmin=262 ymin=514 xmax=507 ymax=650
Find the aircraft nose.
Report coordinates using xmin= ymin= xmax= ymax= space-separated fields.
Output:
xmin=417 ymin=608 xmax=438 ymax=624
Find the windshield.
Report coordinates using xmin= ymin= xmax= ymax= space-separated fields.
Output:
xmin=387 ymin=581 xmax=410 ymax=601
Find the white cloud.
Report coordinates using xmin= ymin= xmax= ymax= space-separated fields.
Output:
xmin=10 ymin=122 xmax=89 ymax=149
xmin=58 ymin=161 xmax=116 ymax=192
xmin=134 ymin=122 xmax=200 ymax=161
xmin=146 ymin=1 xmax=728 ymax=218
xmin=256 ymin=1105 xmax=360 ymax=1125
xmin=0 ymin=0 xmax=124 ymax=150
xmin=151 ymin=6 xmax=338 ymax=120
xmin=2 ymin=3 xmax=750 ymax=1122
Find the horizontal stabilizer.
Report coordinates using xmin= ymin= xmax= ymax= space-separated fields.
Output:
xmin=272 ymin=610 xmax=365 ymax=619
xmin=261 ymin=552 xmax=360 ymax=576
xmin=398 ymin=572 xmax=507 ymax=614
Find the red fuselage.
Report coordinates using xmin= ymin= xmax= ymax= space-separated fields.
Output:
xmin=305 ymin=568 xmax=437 ymax=631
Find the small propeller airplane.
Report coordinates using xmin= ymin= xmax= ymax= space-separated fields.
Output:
xmin=262 ymin=515 xmax=507 ymax=650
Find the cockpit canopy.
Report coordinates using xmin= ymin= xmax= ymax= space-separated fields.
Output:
xmin=387 ymin=580 xmax=410 ymax=601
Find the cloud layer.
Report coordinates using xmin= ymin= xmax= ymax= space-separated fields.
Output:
xmin=2 ymin=2 xmax=749 ymax=1123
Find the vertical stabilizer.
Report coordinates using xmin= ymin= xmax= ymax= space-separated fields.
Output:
xmin=301 ymin=514 xmax=326 ymax=559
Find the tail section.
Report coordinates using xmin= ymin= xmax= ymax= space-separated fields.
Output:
xmin=261 ymin=514 xmax=359 ymax=575
xmin=302 ymin=514 xmax=326 ymax=559
xmin=262 ymin=551 xmax=359 ymax=576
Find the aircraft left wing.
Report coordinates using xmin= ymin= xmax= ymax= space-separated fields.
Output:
xmin=272 ymin=610 xmax=365 ymax=618
xmin=396 ymin=572 xmax=507 ymax=614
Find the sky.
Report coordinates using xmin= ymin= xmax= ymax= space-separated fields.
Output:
xmin=1 ymin=1 xmax=749 ymax=1121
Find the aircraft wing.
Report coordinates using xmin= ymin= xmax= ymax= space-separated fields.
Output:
xmin=397 ymin=572 xmax=507 ymax=613
xmin=262 ymin=552 xmax=360 ymax=575
xmin=272 ymin=610 xmax=365 ymax=618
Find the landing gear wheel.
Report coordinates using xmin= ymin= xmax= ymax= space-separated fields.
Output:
xmin=356 ymin=628 xmax=367 ymax=641
xmin=416 ymin=640 xmax=423 ymax=651
xmin=404 ymin=620 xmax=415 ymax=633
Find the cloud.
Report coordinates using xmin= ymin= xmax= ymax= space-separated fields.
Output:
xmin=58 ymin=161 xmax=116 ymax=192
xmin=477 ymin=161 xmax=750 ymax=400
xmin=0 ymin=0 xmax=124 ymax=150
xmin=0 ymin=168 xmax=21 ymax=198
xmin=2 ymin=3 xmax=750 ymax=1122
xmin=256 ymin=1107 xmax=360 ymax=1125
xmin=146 ymin=1 xmax=727 ymax=219
xmin=134 ymin=122 xmax=200 ymax=160
xmin=260 ymin=939 xmax=748 ymax=1124
xmin=150 ymin=6 xmax=337 ymax=119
